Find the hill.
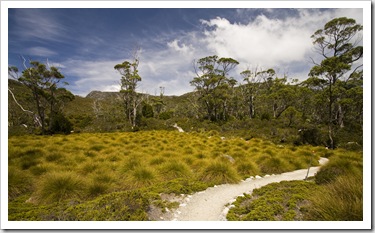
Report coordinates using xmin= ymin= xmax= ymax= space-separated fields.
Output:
xmin=8 ymin=79 xmax=197 ymax=134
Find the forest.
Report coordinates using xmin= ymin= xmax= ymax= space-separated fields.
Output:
xmin=7 ymin=17 xmax=363 ymax=222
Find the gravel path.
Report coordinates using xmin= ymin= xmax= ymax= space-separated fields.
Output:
xmin=167 ymin=157 xmax=328 ymax=221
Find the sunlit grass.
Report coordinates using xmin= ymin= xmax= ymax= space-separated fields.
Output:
xmin=34 ymin=171 xmax=86 ymax=204
xmin=9 ymin=130 xmax=348 ymax=220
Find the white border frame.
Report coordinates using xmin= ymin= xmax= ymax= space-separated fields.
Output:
xmin=1 ymin=1 xmax=371 ymax=230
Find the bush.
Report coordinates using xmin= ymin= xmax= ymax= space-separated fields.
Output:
xmin=227 ymin=181 xmax=316 ymax=221
xmin=49 ymin=112 xmax=73 ymax=134
xmin=295 ymin=127 xmax=323 ymax=146
xmin=64 ymin=190 xmax=150 ymax=220
xmin=159 ymin=111 xmax=174 ymax=120
xmin=142 ymin=103 xmax=154 ymax=118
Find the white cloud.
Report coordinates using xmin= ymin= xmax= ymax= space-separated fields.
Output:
xmin=27 ymin=47 xmax=57 ymax=57
xmin=201 ymin=15 xmax=312 ymax=68
xmin=60 ymin=8 xmax=364 ymax=96
xmin=61 ymin=59 xmax=122 ymax=96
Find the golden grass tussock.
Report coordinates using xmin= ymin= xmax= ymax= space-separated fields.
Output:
xmin=199 ymin=160 xmax=241 ymax=184
xmin=159 ymin=160 xmax=193 ymax=180
xmin=8 ymin=167 xmax=34 ymax=201
xmin=306 ymin=173 xmax=363 ymax=221
xmin=8 ymin=131 xmax=342 ymax=214
xmin=33 ymin=171 xmax=86 ymax=204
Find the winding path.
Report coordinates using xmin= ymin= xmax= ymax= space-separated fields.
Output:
xmin=167 ymin=158 xmax=328 ymax=221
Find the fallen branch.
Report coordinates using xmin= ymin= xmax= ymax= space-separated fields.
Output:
xmin=8 ymin=88 xmax=42 ymax=127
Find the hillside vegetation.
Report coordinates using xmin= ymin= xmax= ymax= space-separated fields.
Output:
xmin=9 ymin=130 xmax=328 ymax=220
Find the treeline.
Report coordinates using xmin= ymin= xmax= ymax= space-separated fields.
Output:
xmin=8 ymin=17 xmax=363 ymax=149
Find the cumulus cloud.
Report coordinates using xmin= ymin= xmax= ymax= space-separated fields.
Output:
xmin=60 ymin=59 xmax=122 ymax=96
xmin=196 ymin=8 xmax=363 ymax=82
xmin=59 ymin=8 xmax=363 ymax=96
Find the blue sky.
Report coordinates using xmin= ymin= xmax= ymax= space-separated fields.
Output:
xmin=8 ymin=6 xmax=363 ymax=96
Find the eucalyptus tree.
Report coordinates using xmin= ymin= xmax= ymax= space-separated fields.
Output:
xmin=190 ymin=55 xmax=239 ymax=121
xmin=9 ymin=60 xmax=71 ymax=134
xmin=114 ymin=51 xmax=142 ymax=129
xmin=240 ymin=67 xmax=274 ymax=119
xmin=309 ymin=17 xmax=363 ymax=148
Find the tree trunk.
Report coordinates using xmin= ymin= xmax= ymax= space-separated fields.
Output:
xmin=337 ymin=103 xmax=345 ymax=128
xmin=328 ymin=124 xmax=334 ymax=149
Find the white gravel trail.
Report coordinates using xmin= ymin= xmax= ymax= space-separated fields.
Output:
xmin=169 ymin=158 xmax=329 ymax=221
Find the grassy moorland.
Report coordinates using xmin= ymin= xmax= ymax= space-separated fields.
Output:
xmin=8 ymin=130 xmax=331 ymax=221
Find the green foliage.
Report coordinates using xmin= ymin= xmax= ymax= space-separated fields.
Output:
xmin=159 ymin=110 xmax=174 ymax=120
xmin=10 ymin=60 xmax=72 ymax=135
xmin=227 ymin=181 xmax=316 ymax=221
xmin=49 ymin=112 xmax=73 ymax=134
xmin=114 ymin=53 xmax=142 ymax=128
xmin=190 ymin=55 xmax=239 ymax=121
xmin=64 ymin=190 xmax=150 ymax=220
xmin=142 ymin=103 xmax=154 ymax=118
xmin=295 ymin=127 xmax=323 ymax=146
xmin=309 ymin=17 xmax=363 ymax=149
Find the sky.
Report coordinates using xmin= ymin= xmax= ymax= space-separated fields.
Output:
xmin=7 ymin=6 xmax=363 ymax=97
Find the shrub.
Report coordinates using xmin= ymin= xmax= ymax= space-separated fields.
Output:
xmin=295 ymin=127 xmax=323 ymax=146
xmin=64 ymin=190 xmax=150 ymax=220
xmin=227 ymin=181 xmax=316 ymax=221
xmin=49 ymin=112 xmax=73 ymax=134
